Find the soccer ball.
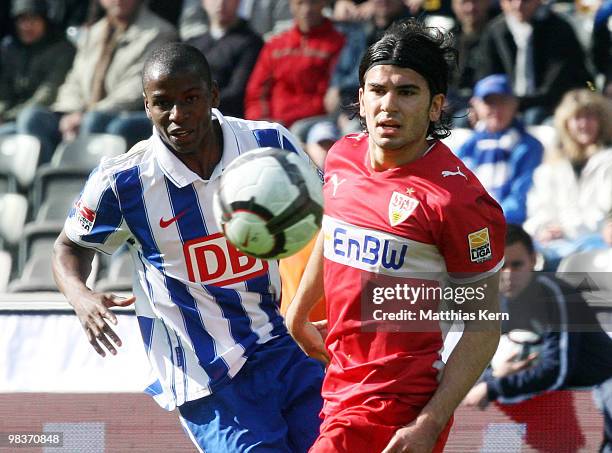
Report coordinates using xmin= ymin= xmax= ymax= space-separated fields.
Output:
xmin=213 ymin=147 xmax=323 ymax=259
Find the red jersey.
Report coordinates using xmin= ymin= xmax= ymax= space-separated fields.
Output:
xmin=321 ymin=134 xmax=506 ymax=416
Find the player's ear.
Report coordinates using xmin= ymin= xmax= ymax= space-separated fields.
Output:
xmin=359 ymin=87 xmax=365 ymax=118
xmin=210 ymin=80 xmax=220 ymax=109
xmin=143 ymin=92 xmax=152 ymax=120
xmin=429 ymin=93 xmax=445 ymax=122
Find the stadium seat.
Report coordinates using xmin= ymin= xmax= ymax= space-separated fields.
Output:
xmin=0 ymin=193 xmax=28 ymax=247
xmin=31 ymin=134 xmax=126 ymax=211
xmin=9 ymin=233 xmax=57 ymax=292
xmin=35 ymin=191 xmax=78 ymax=224
xmin=95 ymin=248 xmax=134 ymax=292
xmin=442 ymin=128 xmax=472 ymax=153
xmin=0 ymin=134 xmax=41 ymax=193
xmin=0 ymin=250 xmax=11 ymax=292
xmin=527 ymin=124 xmax=557 ymax=152
xmin=32 ymin=174 xmax=87 ymax=213
xmin=50 ymin=133 xmax=127 ymax=170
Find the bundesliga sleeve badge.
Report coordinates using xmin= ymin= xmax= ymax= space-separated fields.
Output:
xmin=74 ymin=199 xmax=96 ymax=233
xmin=468 ymin=227 xmax=492 ymax=263
xmin=388 ymin=191 xmax=419 ymax=227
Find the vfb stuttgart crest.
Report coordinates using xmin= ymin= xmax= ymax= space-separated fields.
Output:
xmin=388 ymin=191 xmax=419 ymax=227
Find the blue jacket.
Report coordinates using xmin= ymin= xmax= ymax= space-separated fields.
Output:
xmin=457 ymin=120 xmax=543 ymax=224
xmin=485 ymin=274 xmax=612 ymax=403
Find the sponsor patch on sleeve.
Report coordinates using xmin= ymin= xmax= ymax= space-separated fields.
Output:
xmin=468 ymin=227 xmax=492 ymax=263
xmin=74 ymin=199 xmax=96 ymax=233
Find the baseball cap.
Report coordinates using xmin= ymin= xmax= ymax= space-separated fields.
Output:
xmin=306 ymin=121 xmax=340 ymax=145
xmin=11 ymin=0 xmax=48 ymax=18
xmin=473 ymin=74 xmax=514 ymax=99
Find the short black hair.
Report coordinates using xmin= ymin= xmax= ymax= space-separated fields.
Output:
xmin=356 ymin=19 xmax=457 ymax=140
xmin=505 ymin=224 xmax=535 ymax=254
xmin=142 ymin=42 xmax=213 ymax=91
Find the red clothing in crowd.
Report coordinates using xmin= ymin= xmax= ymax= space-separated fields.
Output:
xmin=244 ymin=19 xmax=345 ymax=127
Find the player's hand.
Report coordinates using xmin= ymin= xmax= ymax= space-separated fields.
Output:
xmin=287 ymin=318 xmax=330 ymax=365
xmin=381 ymin=419 xmax=440 ymax=453
xmin=492 ymin=351 xmax=538 ymax=378
xmin=462 ymin=382 xmax=489 ymax=409
xmin=71 ymin=292 xmax=136 ymax=357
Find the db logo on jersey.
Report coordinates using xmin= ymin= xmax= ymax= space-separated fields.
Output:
xmin=183 ymin=233 xmax=268 ymax=286
xmin=468 ymin=227 xmax=492 ymax=263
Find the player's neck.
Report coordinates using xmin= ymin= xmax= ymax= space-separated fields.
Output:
xmin=369 ymin=138 xmax=430 ymax=171
xmin=178 ymin=120 xmax=223 ymax=180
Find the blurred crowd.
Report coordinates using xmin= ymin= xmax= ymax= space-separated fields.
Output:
xmin=0 ymin=0 xmax=610 ymax=283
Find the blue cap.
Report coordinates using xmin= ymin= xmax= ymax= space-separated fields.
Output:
xmin=473 ymin=74 xmax=514 ymax=99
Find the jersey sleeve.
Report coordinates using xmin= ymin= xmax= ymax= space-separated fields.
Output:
xmin=439 ymin=190 xmax=506 ymax=283
xmin=64 ymin=166 xmax=131 ymax=255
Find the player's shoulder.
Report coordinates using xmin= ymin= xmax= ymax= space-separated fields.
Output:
xmin=226 ymin=116 xmax=289 ymax=136
xmin=423 ymin=141 xmax=498 ymax=207
xmin=221 ymin=114 xmax=293 ymax=142
xmin=328 ymin=132 xmax=368 ymax=157
xmin=97 ymin=138 xmax=155 ymax=176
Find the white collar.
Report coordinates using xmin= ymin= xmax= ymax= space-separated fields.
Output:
xmin=153 ymin=109 xmax=239 ymax=187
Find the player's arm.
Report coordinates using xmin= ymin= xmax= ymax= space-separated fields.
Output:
xmin=383 ymin=272 xmax=501 ymax=453
xmin=52 ymin=230 xmax=135 ymax=357
xmin=285 ymin=231 xmax=330 ymax=364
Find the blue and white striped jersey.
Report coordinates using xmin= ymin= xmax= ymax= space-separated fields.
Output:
xmin=64 ymin=109 xmax=307 ymax=410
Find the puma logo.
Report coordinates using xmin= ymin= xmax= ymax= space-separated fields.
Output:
xmin=441 ymin=166 xmax=467 ymax=180
xmin=330 ymin=174 xmax=346 ymax=197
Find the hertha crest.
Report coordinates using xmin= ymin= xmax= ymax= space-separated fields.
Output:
xmin=388 ymin=191 xmax=419 ymax=226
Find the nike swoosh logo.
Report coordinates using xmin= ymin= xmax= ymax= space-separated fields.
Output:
xmin=159 ymin=209 xmax=188 ymax=228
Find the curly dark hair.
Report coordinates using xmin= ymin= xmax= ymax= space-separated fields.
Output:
xmin=352 ymin=19 xmax=457 ymax=140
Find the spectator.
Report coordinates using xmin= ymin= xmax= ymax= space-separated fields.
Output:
xmin=592 ymin=0 xmax=612 ymax=97
xmin=16 ymin=0 xmax=178 ymax=162
xmin=0 ymin=0 xmax=75 ymax=136
xmin=188 ymin=0 xmax=262 ymax=118
xmin=447 ymin=0 xmax=494 ymax=124
xmin=238 ymin=0 xmax=293 ymax=38
xmin=304 ymin=119 xmax=339 ymax=170
xmin=325 ymin=0 xmax=411 ymax=116
xmin=524 ymin=89 xmax=612 ymax=269
xmin=478 ymin=0 xmax=592 ymax=125
xmin=457 ymin=74 xmax=543 ymax=225
xmin=333 ymin=0 xmax=453 ymax=19
xmin=463 ymin=224 xmax=612 ymax=452
xmin=244 ymin=0 xmax=345 ymax=129
xmin=325 ymin=0 xmax=411 ymax=134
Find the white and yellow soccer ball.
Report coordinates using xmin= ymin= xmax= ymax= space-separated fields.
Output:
xmin=213 ymin=147 xmax=323 ymax=259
